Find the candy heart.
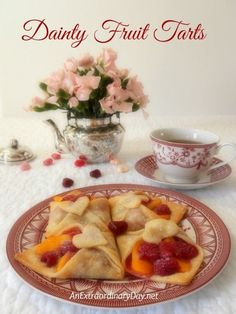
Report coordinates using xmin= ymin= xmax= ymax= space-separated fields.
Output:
xmin=20 ymin=161 xmax=31 ymax=171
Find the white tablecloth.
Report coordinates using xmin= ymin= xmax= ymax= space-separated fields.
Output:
xmin=1 ymin=115 xmax=236 ymax=314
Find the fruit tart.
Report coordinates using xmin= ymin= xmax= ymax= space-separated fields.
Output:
xmin=117 ymin=219 xmax=204 ymax=285
xmin=109 ymin=192 xmax=187 ymax=231
xmin=15 ymin=222 xmax=124 ymax=280
xmin=45 ymin=194 xmax=111 ymax=237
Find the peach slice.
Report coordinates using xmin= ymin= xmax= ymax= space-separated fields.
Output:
xmin=131 ymin=241 xmax=153 ymax=276
xmin=53 ymin=196 xmax=63 ymax=202
xmin=158 ymin=214 xmax=171 ymax=220
xmin=177 ymin=259 xmax=192 ymax=272
xmin=35 ymin=234 xmax=71 ymax=255
xmin=56 ymin=251 xmax=75 ymax=272
xmin=145 ymin=198 xmax=162 ymax=210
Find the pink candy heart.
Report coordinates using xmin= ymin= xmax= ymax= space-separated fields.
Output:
xmin=20 ymin=161 xmax=31 ymax=171
xmin=43 ymin=158 xmax=53 ymax=166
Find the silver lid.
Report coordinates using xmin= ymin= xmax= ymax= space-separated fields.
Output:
xmin=0 ymin=139 xmax=35 ymax=164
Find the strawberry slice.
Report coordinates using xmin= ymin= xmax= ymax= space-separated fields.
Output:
xmin=138 ymin=242 xmax=160 ymax=261
xmin=153 ymin=204 xmax=171 ymax=215
xmin=40 ymin=251 xmax=59 ymax=267
xmin=153 ymin=257 xmax=180 ymax=276
xmin=173 ymin=237 xmax=198 ymax=260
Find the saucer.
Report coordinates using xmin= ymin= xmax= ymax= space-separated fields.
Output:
xmin=135 ymin=155 xmax=232 ymax=190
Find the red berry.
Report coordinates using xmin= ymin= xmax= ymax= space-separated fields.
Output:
xmin=74 ymin=159 xmax=86 ymax=167
xmin=138 ymin=242 xmax=160 ymax=261
xmin=62 ymin=178 xmax=74 ymax=188
xmin=108 ymin=221 xmax=128 ymax=236
xmin=90 ymin=169 xmax=102 ymax=178
xmin=153 ymin=257 xmax=179 ymax=276
xmin=59 ymin=241 xmax=78 ymax=255
xmin=153 ymin=204 xmax=171 ymax=215
xmin=40 ymin=251 xmax=58 ymax=267
xmin=79 ymin=155 xmax=87 ymax=161
xmin=51 ymin=153 xmax=61 ymax=160
xmin=173 ymin=237 xmax=198 ymax=260
xmin=159 ymin=240 xmax=175 ymax=258
xmin=43 ymin=158 xmax=53 ymax=166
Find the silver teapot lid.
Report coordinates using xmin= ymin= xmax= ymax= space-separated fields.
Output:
xmin=0 ymin=139 xmax=35 ymax=164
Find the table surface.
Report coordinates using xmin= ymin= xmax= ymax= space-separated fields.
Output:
xmin=1 ymin=115 xmax=236 ymax=314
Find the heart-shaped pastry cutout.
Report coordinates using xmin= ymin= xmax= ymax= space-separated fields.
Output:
xmin=72 ymin=225 xmax=108 ymax=248
xmin=58 ymin=196 xmax=89 ymax=216
xmin=143 ymin=219 xmax=179 ymax=244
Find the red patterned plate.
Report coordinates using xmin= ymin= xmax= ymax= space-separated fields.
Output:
xmin=6 ymin=184 xmax=231 ymax=308
xmin=135 ymin=155 xmax=232 ymax=190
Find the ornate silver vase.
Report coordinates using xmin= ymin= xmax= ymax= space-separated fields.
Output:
xmin=46 ymin=117 xmax=125 ymax=163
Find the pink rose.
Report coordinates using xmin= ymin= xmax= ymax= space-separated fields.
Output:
xmin=127 ymin=76 xmax=149 ymax=107
xmin=101 ymin=79 xmax=133 ymax=114
xmin=44 ymin=69 xmax=65 ymax=95
xmin=99 ymin=48 xmax=118 ymax=73
xmin=78 ymin=54 xmax=94 ymax=67
xmin=46 ymin=96 xmax=58 ymax=104
xmin=32 ymin=96 xmax=44 ymax=107
xmin=100 ymin=96 xmax=133 ymax=114
xmin=68 ymin=97 xmax=78 ymax=108
xmin=64 ymin=58 xmax=79 ymax=72
xmin=61 ymin=71 xmax=78 ymax=95
xmin=100 ymin=96 xmax=116 ymax=114
xmin=107 ymin=80 xmax=129 ymax=101
xmin=114 ymin=101 xmax=133 ymax=113
xmin=25 ymin=96 xmax=45 ymax=111
xmin=74 ymin=75 xmax=101 ymax=101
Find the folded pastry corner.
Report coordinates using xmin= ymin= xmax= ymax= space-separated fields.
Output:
xmin=109 ymin=191 xmax=187 ymax=232
xmin=45 ymin=196 xmax=111 ymax=237
xmin=15 ymin=222 xmax=124 ymax=280
xmin=117 ymin=219 xmax=204 ymax=285
xmin=15 ymin=195 xmax=124 ymax=280
xmin=15 ymin=191 xmax=199 ymax=284
xmin=109 ymin=192 xmax=160 ymax=231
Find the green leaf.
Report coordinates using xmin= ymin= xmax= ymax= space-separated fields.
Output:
xmin=132 ymin=103 xmax=140 ymax=112
xmin=56 ymin=89 xmax=70 ymax=100
xmin=121 ymin=78 xmax=129 ymax=89
xmin=39 ymin=82 xmax=48 ymax=92
xmin=77 ymin=68 xmax=90 ymax=76
xmin=34 ymin=103 xmax=59 ymax=112
xmin=93 ymin=67 xmax=100 ymax=76
xmin=57 ymin=97 xmax=69 ymax=109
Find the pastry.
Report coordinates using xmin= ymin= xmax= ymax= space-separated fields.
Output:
xmin=117 ymin=219 xmax=204 ymax=285
xmin=15 ymin=195 xmax=124 ymax=280
xmin=15 ymin=191 xmax=202 ymax=284
xmin=15 ymin=222 xmax=124 ymax=280
xmin=109 ymin=192 xmax=187 ymax=231
xmin=45 ymin=194 xmax=111 ymax=237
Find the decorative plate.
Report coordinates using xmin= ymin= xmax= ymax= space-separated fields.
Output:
xmin=6 ymin=184 xmax=231 ymax=308
xmin=135 ymin=155 xmax=232 ymax=190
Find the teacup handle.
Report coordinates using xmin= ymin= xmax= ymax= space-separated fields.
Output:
xmin=208 ymin=142 xmax=236 ymax=171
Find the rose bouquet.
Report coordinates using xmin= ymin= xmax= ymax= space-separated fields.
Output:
xmin=29 ymin=48 xmax=148 ymax=121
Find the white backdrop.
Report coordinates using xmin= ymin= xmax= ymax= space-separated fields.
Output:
xmin=0 ymin=0 xmax=236 ymax=118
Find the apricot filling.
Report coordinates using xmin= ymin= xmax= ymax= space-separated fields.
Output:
xmin=131 ymin=241 xmax=153 ymax=275
xmin=35 ymin=235 xmax=71 ymax=255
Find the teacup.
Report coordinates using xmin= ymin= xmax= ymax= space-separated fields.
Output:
xmin=150 ymin=128 xmax=236 ymax=183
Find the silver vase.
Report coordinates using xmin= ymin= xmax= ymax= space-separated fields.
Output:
xmin=46 ymin=117 xmax=125 ymax=163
